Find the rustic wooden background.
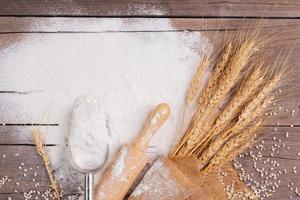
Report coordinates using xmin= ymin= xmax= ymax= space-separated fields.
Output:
xmin=0 ymin=1 xmax=299 ymax=199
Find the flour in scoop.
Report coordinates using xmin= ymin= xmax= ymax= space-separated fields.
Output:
xmin=68 ymin=95 xmax=109 ymax=172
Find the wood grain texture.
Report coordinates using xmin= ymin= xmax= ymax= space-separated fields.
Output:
xmin=0 ymin=17 xmax=300 ymax=32
xmin=0 ymin=145 xmax=83 ymax=197
xmin=0 ymin=126 xmax=61 ymax=145
xmin=0 ymin=194 xmax=82 ymax=200
xmin=0 ymin=9 xmax=299 ymax=200
xmin=233 ymin=127 xmax=300 ymax=199
xmin=0 ymin=0 xmax=300 ymax=18
xmin=236 ymin=156 xmax=300 ymax=199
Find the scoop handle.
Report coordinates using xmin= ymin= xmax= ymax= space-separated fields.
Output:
xmin=85 ymin=173 xmax=94 ymax=200
xmin=134 ymin=103 xmax=170 ymax=149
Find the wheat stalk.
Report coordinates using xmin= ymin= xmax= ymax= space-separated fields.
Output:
xmin=196 ymin=72 xmax=282 ymax=165
xmin=171 ymin=42 xmax=233 ymax=156
xmin=174 ymin=39 xmax=259 ymax=156
xmin=203 ymin=122 xmax=261 ymax=174
xmin=32 ymin=130 xmax=61 ymax=200
xmin=185 ymin=55 xmax=210 ymax=107
xmin=190 ymin=64 xmax=280 ymax=161
xmin=175 ymin=55 xmax=211 ymax=141
xmin=197 ymin=42 xmax=233 ymax=111
xmin=203 ymin=39 xmax=257 ymax=119
xmin=188 ymin=63 xmax=266 ymax=156
xmin=197 ymin=80 xmax=277 ymax=170
xmin=197 ymin=97 xmax=270 ymax=171
xmin=215 ymin=65 xmax=264 ymax=127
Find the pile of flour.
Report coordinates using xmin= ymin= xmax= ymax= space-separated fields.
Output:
xmin=68 ymin=95 xmax=109 ymax=172
xmin=0 ymin=17 xmax=211 ymax=169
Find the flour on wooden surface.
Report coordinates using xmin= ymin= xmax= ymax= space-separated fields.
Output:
xmin=0 ymin=17 xmax=211 ymax=174
xmin=131 ymin=159 xmax=188 ymax=199
xmin=111 ymin=147 xmax=128 ymax=181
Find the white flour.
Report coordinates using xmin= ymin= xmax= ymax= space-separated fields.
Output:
xmin=111 ymin=147 xmax=127 ymax=181
xmin=131 ymin=159 xmax=189 ymax=198
xmin=0 ymin=17 xmax=211 ymax=174
xmin=68 ymin=95 xmax=109 ymax=172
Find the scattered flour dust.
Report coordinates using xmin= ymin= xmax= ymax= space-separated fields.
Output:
xmin=111 ymin=147 xmax=128 ymax=181
xmin=0 ymin=17 xmax=211 ymax=175
xmin=131 ymin=159 xmax=188 ymax=199
xmin=68 ymin=95 xmax=109 ymax=172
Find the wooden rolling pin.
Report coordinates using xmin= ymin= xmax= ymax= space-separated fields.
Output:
xmin=95 ymin=103 xmax=171 ymax=200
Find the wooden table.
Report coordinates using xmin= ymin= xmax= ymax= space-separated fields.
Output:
xmin=0 ymin=1 xmax=299 ymax=199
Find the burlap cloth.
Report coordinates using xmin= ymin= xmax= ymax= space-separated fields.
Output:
xmin=128 ymin=156 xmax=257 ymax=200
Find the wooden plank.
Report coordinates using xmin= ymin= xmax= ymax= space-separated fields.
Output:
xmin=0 ymin=194 xmax=82 ymax=200
xmin=0 ymin=126 xmax=40 ymax=145
xmin=261 ymin=127 xmax=300 ymax=142
xmin=0 ymin=0 xmax=300 ymax=18
xmin=254 ymin=127 xmax=300 ymax=160
xmin=0 ymin=17 xmax=174 ymax=33
xmin=0 ymin=126 xmax=60 ymax=145
xmin=0 ymin=145 xmax=83 ymax=197
xmin=1 ymin=17 xmax=300 ymax=33
xmin=236 ymin=156 xmax=300 ymax=199
xmin=236 ymin=127 xmax=300 ymax=199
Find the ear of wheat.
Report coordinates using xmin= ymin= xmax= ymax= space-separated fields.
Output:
xmin=171 ymin=43 xmax=233 ymax=156
xmin=32 ymin=129 xmax=61 ymax=200
xmin=171 ymin=26 xmax=285 ymax=174
xmin=185 ymin=55 xmax=211 ymax=107
xmin=173 ymin=33 xmax=262 ymax=157
xmin=187 ymin=61 xmax=266 ymax=156
xmin=202 ymin=122 xmax=261 ymax=174
xmin=197 ymin=94 xmax=275 ymax=171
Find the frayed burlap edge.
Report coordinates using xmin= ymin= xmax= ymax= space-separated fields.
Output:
xmin=128 ymin=156 xmax=257 ymax=200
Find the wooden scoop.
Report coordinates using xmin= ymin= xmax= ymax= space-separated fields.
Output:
xmin=95 ymin=103 xmax=170 ymax=200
